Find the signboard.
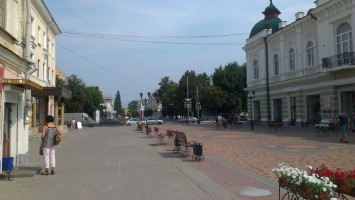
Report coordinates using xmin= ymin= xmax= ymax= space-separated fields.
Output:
xmin=77 ymin=122 xmax=82 ymax=129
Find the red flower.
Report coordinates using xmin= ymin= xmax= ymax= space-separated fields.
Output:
xmin=311 ymin=164 xmax=355 ymax=196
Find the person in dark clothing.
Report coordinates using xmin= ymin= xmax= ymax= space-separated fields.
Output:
xmin=338 ymin=111 xmax=350 ymax=143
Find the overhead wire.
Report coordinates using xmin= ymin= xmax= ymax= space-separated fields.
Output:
xmin=61 ymin=31 xmax=247 ymax=45
xmin=56 ymin=42 xmax=154 ymax=90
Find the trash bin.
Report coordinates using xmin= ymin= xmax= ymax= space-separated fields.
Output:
xmin=2 ymin=157 xmax=13 ymax=172
xmin=192 ymin=143 xmax=204 ymax=162
xmin=2 ymin=157 xmax=13 ymax=181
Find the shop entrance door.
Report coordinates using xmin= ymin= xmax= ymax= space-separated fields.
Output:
xmin=3 ymin=103 xmax=12 ymax=157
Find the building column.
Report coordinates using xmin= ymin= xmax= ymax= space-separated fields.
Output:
xmin=54 ymin=100 xmax=59 ymax=125
xmin=32 ymin=101 xmax=36 ymax=127
xmin=60 ymin=101 xmax=65 ymax=126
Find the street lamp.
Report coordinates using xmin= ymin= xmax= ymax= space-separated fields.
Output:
xmin=147 ymin=92 xmax=151 ymax=111
xmin=139 ymin=92 xmax=144 ymax=120
xmin=248 ymin=90 xmax=256 ymax=130
xmin=153 ymin=93 xmax=159 ymax=118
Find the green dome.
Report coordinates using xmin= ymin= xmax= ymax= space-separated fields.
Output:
xmin=249 ymin=17 xmax=282 ymax=37
xmin=249 ymin=1 xmax=282 ymax=38
xmin=263 ymin=4 xmax=281 ymax=15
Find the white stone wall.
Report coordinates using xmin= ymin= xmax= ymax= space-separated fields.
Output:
xmin=244 ymin=0 xmax=354 ymax=126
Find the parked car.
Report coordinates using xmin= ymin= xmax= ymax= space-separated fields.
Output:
xmin=126 ymin=118 xmax=146 ymax=126
xmin=179 ymin=116 xmax=198 ymax=123
xmin=99 ymin=118 xmax=125 ymax=126
xmin=145 ymin=117 xmax=163 ymax=125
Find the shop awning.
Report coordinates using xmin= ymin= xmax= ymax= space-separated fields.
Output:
xmin=3 ymin=79 xmax=43 ymax=90
xmin=31 ymin=87 xmax=72 ymax=99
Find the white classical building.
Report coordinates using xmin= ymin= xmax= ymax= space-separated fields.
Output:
xmin=243 ymin=0 xmax=354 ymax=126
xmin=102 ymin=96 xmax=116 ymax=119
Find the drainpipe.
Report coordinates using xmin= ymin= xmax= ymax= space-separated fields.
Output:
xmin=263 ymin=36 xmax=271 ymax=122
xmin=24 ymin=0 xmax=36 ymax=125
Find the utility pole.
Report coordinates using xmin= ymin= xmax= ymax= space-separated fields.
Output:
xmin=186 ymin=76 xmax=189 ymax=124
xmin=196 ymin=86 xmax=200 ymax=119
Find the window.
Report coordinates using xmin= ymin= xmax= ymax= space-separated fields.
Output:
xmin=273 ymin=54 xmax=279 ymax=75
xmin=43 ymin=32 xmax=47 ymax=49
xmin=37 ymin=59 xmax=40 ymax=78
xmin=336 ymin=22 xmax=353 ymax=54
xmin=38 ymin=27 xmax=41 ymax=45
xmin=52 ymin=43 xmax=55 ymax=58
xmin=0 ymin=0 xmax=5 ymax=28
xmin=48 ymin=40 xmax=51 ymax=55
xmin=306 ymin=41 xmax=315 ymax=66
xmin=289 ymin=48 xmax=295 ymax=71
xmin=31 ymin=17 xmax=35 ymax=37
xmin=43 ymin=62 xmax=45 ymax=80
xmin=253 ymin=60 xmax=259 ymax=79
xmin=47 ymin=65 xmax=50 ymax=83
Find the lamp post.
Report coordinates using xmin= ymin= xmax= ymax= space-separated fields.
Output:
xmin=153 ymin=93 xmax=159 ymax=118
xmin=248 ymin=91 xmax=256 ymax=130
xmin=139 ymin=92 xmax=143 ymax=121
xmin=147 ymin=92 xmax=152 ymax=113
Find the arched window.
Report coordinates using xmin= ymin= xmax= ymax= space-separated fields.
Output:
xmin=253 ymin=60 xmax=259 ymax=79
xmin=306 ymin=41 xmax=315 ymax=66
xmin=337 ymin=22 xmax=353 ymax=54
xmin=289 ymin=48 xmax=295 ymax=71
xmin=273 ymin=54 xmax=279 ymax=75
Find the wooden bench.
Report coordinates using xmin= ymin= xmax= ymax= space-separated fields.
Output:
xmin=268 ymin=121 xmax=284 ymax=132
xmin=173 ymin=131 xmax=195 ymax=157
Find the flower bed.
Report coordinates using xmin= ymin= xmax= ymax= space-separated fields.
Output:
xmin=273 ymin=163 xmax=337 ymax=200
xmin=310 ymin=164 xmax=355 ymax=197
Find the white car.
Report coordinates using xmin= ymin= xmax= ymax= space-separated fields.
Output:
xmin=179 ymin=116 xmax=198 ymax=123
xmin=145 ymin=117 xmax=163 ymax=125
xmin=126 ymin=118 xmax=146 ymax=126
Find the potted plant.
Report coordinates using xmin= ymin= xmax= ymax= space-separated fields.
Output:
xmin=310 ymin=164 xmax=355 ymax=198
xmin=273 ymin=163 xmax=337 ymax=200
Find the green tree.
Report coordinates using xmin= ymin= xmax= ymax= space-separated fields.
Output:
xmin=55 ymin=75 xmax=66 ymax=88
xmin=197 ymin=72 xmax=211 ymax=88
xmin=156 ymin=76 xmax=178 ymax=117
xmin=83 ymin=86 xmax=103 ymax=117
xmin=176 ymin=71 xmax=199 ymax=117
xmin=203 ymin=86 xmax=226 ymax=114
xmin=212 ymin=62 xmax=247 ymax=113
xmin=127 ymin=100 xmax=138 ymax=118
xmin=114 ymin=90 xmax=124 ymax=116
xmin=65 ymin=74 xmax=86 ymax=113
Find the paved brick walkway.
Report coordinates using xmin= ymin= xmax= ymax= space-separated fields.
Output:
xmin=155 ymin=122 xmax=355 ymax=199
xmin=1 ymin=123 xmax=354 ymax=200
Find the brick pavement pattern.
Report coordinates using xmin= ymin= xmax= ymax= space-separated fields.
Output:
xmin=1 ymin=122 xmax=354 ymax=200
xmin=0 ymin=126 xmax=239 ymax=200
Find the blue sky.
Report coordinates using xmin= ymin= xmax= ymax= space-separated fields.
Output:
xmin=44 ymin=0 xmax=315 ymax=106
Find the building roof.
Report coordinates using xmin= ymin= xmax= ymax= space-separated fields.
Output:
xmin=249 ymin=0 xmax=282 ymax=38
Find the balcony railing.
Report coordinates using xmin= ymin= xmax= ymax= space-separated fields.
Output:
xmin=322 ymin=52 xmax=355 ymax=70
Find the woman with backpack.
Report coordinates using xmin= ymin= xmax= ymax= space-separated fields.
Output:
xmin=41 ymin=115 xmax=61 ymax=175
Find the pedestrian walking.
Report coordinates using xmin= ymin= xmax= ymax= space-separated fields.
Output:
xmin=71 ymin=118 xmax=76 ymax=129
xmin=41 ymin=115 xmax=60 ymax=175
xmin=338 ymin=111 xmax=350 ymax=143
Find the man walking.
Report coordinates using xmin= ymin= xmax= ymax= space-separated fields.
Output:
xmin=338 ymin=110 xmax=350 ymax=143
